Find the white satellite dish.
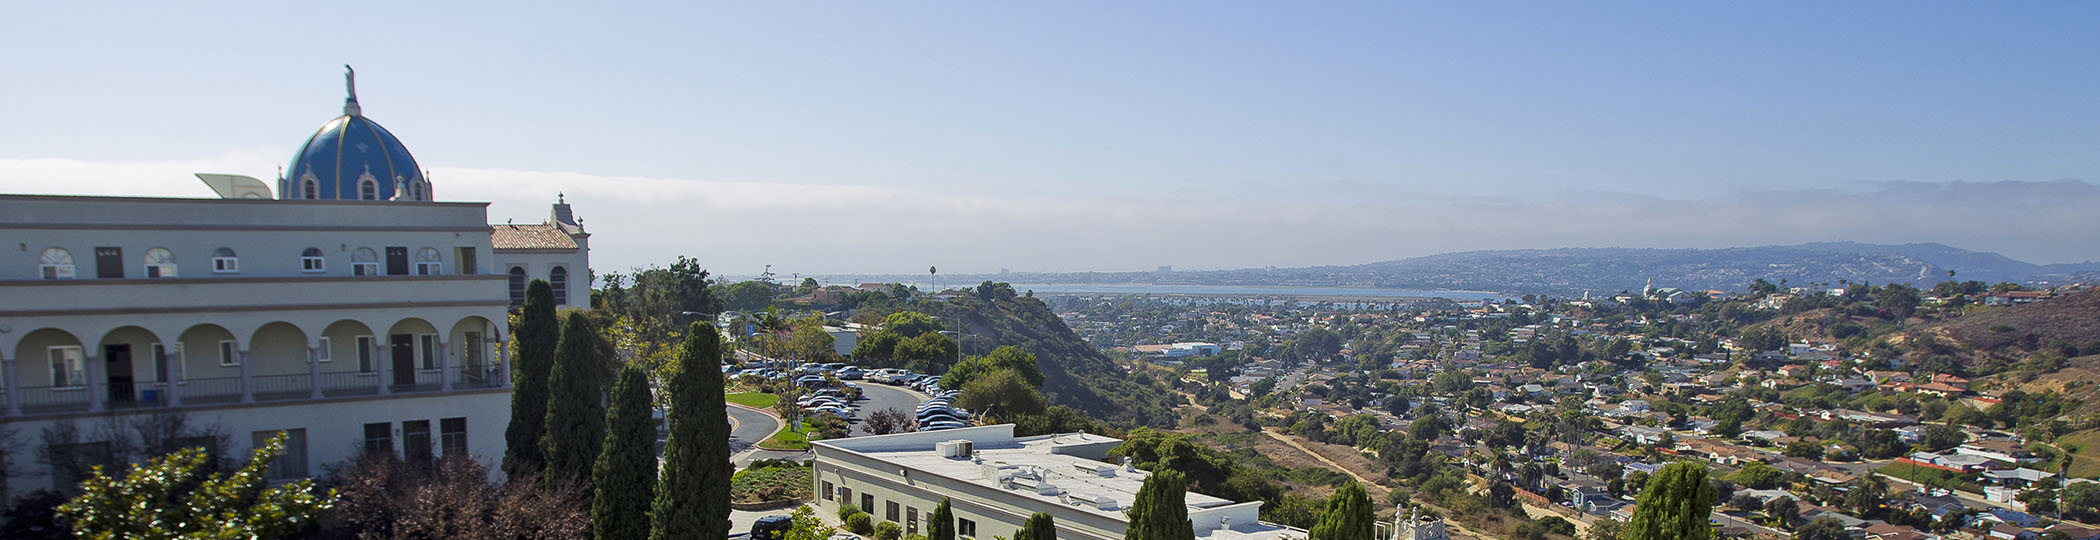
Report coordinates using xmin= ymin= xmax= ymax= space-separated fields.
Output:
xmin=195 ymin=174 xmax=274 ymax=199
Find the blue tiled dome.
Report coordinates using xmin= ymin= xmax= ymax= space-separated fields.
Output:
xmin=284 ymin=114 xmax=425 ymax=201
xmin=280 ymin=67 xmax=429 ymax=201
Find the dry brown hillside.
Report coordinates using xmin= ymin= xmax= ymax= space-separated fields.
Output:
xmin=1887 ymin=287 xmax=2100 ymax=377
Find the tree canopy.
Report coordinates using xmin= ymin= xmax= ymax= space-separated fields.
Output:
xmin=1621 ymin=462 xmax=1716 ymax=540
xmin=60 ymin=433 xmax=332 ymax=540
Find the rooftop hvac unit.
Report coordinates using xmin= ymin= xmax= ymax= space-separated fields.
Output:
xmin=1036 ymin=482 xmax=1062 ymax=496
xmin=1095 ymin=496 xmax=1119 ymax=511
xmin=936 ymin=440 xmax=975 ymax=459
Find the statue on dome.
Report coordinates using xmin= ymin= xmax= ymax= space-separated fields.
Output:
xmin=345 ymin=65 xmax=357 ymax=101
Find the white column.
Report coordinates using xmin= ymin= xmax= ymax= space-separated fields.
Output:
xmin=163 ymin=350 xmax=181 ymax=406
xmin=2 ymin=352 xmax=17 ymax=416
xmin=237 ymin=349 xmax=253 ymax=403
xmin=87 ymin=352 xmax=104 ymax=412
xmin=438 ymin=339 xmax=453 ymax=391
xmin=378 ymin=341 xmax=392 ymax=396
xmin=308 ymin=346 xmax=324 ymax=399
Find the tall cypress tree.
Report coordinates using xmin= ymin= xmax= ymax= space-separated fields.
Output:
xmin=650 ymin=323 xmax=732 ymax=540
xmin=1016 ymin=512 xmax=1056 ymax=540
xmin=543 ymin=312 xmax=608 ymax=488
xmin=1309 ymin=480 xmax=1373 ymax=540
xmin=1125 ymin=469 xmax=1194 ymax=540
xmin=593 ymin=363 xmax=656 ymax=540
xmin=1622 ymin=462 xmax=1716 ymax=540
xmin=503 ymin=279 xmax=559 ymax=480
xmin=929 ymin=498 xmax=955 ymax=540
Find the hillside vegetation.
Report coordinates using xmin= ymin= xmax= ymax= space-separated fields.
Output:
xmin=1889 ymin=288 xmax=2100 ymax=376
xmin=916 ymin=284 xmax=1182 ymax=428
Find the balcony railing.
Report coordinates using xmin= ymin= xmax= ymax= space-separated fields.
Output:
xmin=6 ymin=367 xmax=506 ymax=417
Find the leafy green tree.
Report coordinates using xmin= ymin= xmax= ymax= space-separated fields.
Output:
xmin=1792 ymin=517 xmax=1846 ymax=540
xmin=941 ymin=346 xmax=1043 ymax=390
xmin=1015 ymin=512 xmax=1057 ymax=540
xmin=593 ymin=363 xmax=657 ymax=540
xmin=543 ymin=312 xmax=609 ymax=488
xmin=505 ymin=280 xmax=560 ymax=480
xmin=1588 ymin=518 xmax=1624 ymax=540
xmin=1731 ymin=462 xmax=1783 ymax=490
xmin=1784 ymin=440 xmax=1824 ymax=460
xmin=1621 ymin=462 xmax=1715 ymax=540
xmin=883 ymin=311 xmax=943 ymax=338
xmin=1765 ymin=497 xmax=1800 ymax=528
xmin=898 ymin=332 xmax=959 ymax=374
xmin=1125 ymin=469 xmax=1194 ymax=540
xmin=1309 ymin=480 xmax=1373 ymax=540
xmin=784 ymin=506 xmax=839 ymax=540
xmin=929 ymin=498 xmax=955 ymax=540
xmin=59 ymin=433 xmax=332 ymax=540
xmin=651 ymin=323 xmax=732 ymax=540
xmin=717 ymin=280 xmax=778 ymax=314
xmin=956 ymin=369 xmax=1048 ymax=420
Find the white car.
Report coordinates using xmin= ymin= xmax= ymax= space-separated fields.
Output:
xmin=921 ymin=420 xmax=967 ymax=431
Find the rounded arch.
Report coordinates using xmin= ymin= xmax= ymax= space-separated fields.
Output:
xmin=38 ymin=247 xmax=76 ymax=279
xmin=319 ymin=320 xmax=378 ymax=373
xmin=507 ymin=266 xmax=528 ymax=305
xmin=250 ymin=322 xmax=310 ymax=377
xmin=177 ymin=323 xmax=240 ymax=373
xmin=447 ymin=315 xmax=502 ymax=387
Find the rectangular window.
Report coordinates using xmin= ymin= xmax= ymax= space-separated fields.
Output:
xmin=48 ymin=346 xmax=84 ymax=388
xmin=416 ymin=261 xmax=442 ymax=275
xmin=822 ymin=481 xmax=835 ymax=501
xmin=440 ymin=417 xmax=467 ymax=456
xmin=861 ymin=494 xmax=874 ymax=514
xmin=213 ymin=257 xmax=238 ymax=273
xmin=316 ymin=337 xmax=332 ymax=363
xmin=887 ymin=501 xmax=900 ymax=522
xmin=907 ymin=508 xmax=919 ymax=535
xmin=959 ymin=518 xmax=976 ymax=538
xmin=145 ymin=263 xmax=176 ymax=278
xmin=363 ymin=422 xmax=392 ymax=456
xmin=454 ymin=247 xmax=477 ymax=275
xmin=403 ymin=420 xmax=433 ymax=465
xmin=353 ymin=262 xmax=379 ymax=276
xmin=356 ymin=336 xmax=375 ymax=373
xmin=218 ymin=340 xmax=239 ymax=367
xmin=302 ymin=255 xmax=326 ymax=272
xmin=251 ymin=429 xmax=308 ymax=480
xmin=95 ymin=246 xmax=123 ymax=279
xmin=40 ymin=264 xmax=75 ymax=280
xmin=419 ymin=334 xmax=440 ymax=370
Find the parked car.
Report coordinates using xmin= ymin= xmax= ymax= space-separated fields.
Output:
xmin=837 ymin=367 xmax=866 ymax=380
xmin=921 ymin=420 xmax=967 ymax=431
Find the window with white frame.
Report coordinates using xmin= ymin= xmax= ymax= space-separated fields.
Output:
xmin=958 ymin=518 xmax=976 ymax=539
xmin=143 ymin=247 xmax=177 ymax=278
xmin=218 ymin=340 xmax=239 ymax=367
xmin=418 ymin=334 xmax=439 ymax=370
xmin=440 ymin=417 xmax=467 ymax=456
xmin=212 ymin=247 xmax=238 ymax=273
xmin=301 ymin=247 xmax=326 ymax=272
xmin=351 ymin=247 xmax=379 ymax=276
xmin=316 ymin=336 xmax=332 ymax=362
xmin=356 ymin=336 xmax=375 ymax=372
xmin=550 ymin=266 xmax=570 ymax=306
xmin=48 ymin=346 xmax=85 ymax=388
xmin=414 ymin=247 xmax=442 ymax=275
xmin=39 ymin=247 xmax=75 ymax=280
xmin=358 ymin=178 xmax=379 ymax=200
xmin=301 ymin=178 xmax=320 ymax=199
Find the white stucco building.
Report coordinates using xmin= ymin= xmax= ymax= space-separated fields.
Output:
xmin=0 ymin=67 xmax=587 ymax=498
xmin=812 ymin=425 xmax=1307 ymax=540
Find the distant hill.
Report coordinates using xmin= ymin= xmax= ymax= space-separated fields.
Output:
xmin=838 ymin=242 xmax=2098 ymax=297
xmin=1891 ymin=287 xmax=2100 ymax=374
xmin=913 ymin=289 xmax=1181 ymax=428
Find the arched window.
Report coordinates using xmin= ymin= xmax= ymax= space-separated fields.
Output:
xmin=143 ymin=247 xmax=177 ymax=278
xmin=300 ymin=247 xmax=326 ymax=272
xmin=40 ymin=247 xmax=76 ymax=279
xmin=408 ymin=181 xmax=423 ymax=201
xmin=351 ymin=247 xmax=380 ymax=276
xmin=301 ymin=179 xmax=320 ymax=199
xmin=414 ymin=247 xmax=442 ymax=275
xmin=549 ymin=267 xmax=569 ymax=306
xmin=507 ymin=267 xmax=527 ymax=306
xmin=212 ymin=247 xmax=239 ymax=273
xmin=358 ymin=178 xmax=379 ymax=200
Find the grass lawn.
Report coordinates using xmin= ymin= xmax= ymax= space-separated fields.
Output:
xmin=1877 ymin=462 xmax=1984 ymax=493
xmin=758 ymin=418 xmax=829 ymax=451
xmin=727 ymin=392 xmax=779 ymax=409
xmin=2048 ymin=429 xmax=2100 ymax=479
xmin=731 ymin=462 xmax=813 ymax=503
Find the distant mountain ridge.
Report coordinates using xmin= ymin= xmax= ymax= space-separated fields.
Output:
xmin=822 ymin=242 xmax=2098 ymax=297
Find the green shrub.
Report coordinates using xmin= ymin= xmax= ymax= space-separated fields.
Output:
xmin=838 ymin=504 xmax=864 ymax=521
xmin=875 ymin=521 xmax=903 ymax=540
xmin=846 ymin=512 xmax=874 ymax=535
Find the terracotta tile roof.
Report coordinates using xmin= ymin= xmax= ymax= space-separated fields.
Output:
xmin=491 ymin=223 xmax=578 ymax=250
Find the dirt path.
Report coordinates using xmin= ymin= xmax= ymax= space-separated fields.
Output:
xmin=1264 ymin=429 xmax=1379 ymax=491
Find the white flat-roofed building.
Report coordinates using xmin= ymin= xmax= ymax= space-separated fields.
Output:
xmin=813 ymin=425 xmax=1307 ymax=540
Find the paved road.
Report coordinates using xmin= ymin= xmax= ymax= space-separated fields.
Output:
xmin=850 ymin=383 xmax=928 ymax=436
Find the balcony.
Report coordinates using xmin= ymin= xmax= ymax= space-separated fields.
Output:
xmin=5 ymin=364 xmax=506 ymax=418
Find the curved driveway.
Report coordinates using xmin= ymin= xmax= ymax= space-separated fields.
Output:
xmin=850 ymin=383 xmax=929 ymax=436
xmin=726 ymin=404 xmax=777 ymax=454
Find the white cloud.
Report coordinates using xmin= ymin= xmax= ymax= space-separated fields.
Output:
xmin=3 ymin=154 xmax=2096 ymax=276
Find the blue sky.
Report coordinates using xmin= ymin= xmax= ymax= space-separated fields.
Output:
xmin=3 ymin=3 xmax=2098 ymax=275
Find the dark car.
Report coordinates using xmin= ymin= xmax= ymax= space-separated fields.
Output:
xmin=752 ymin=515 xmax=792 ymax=540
